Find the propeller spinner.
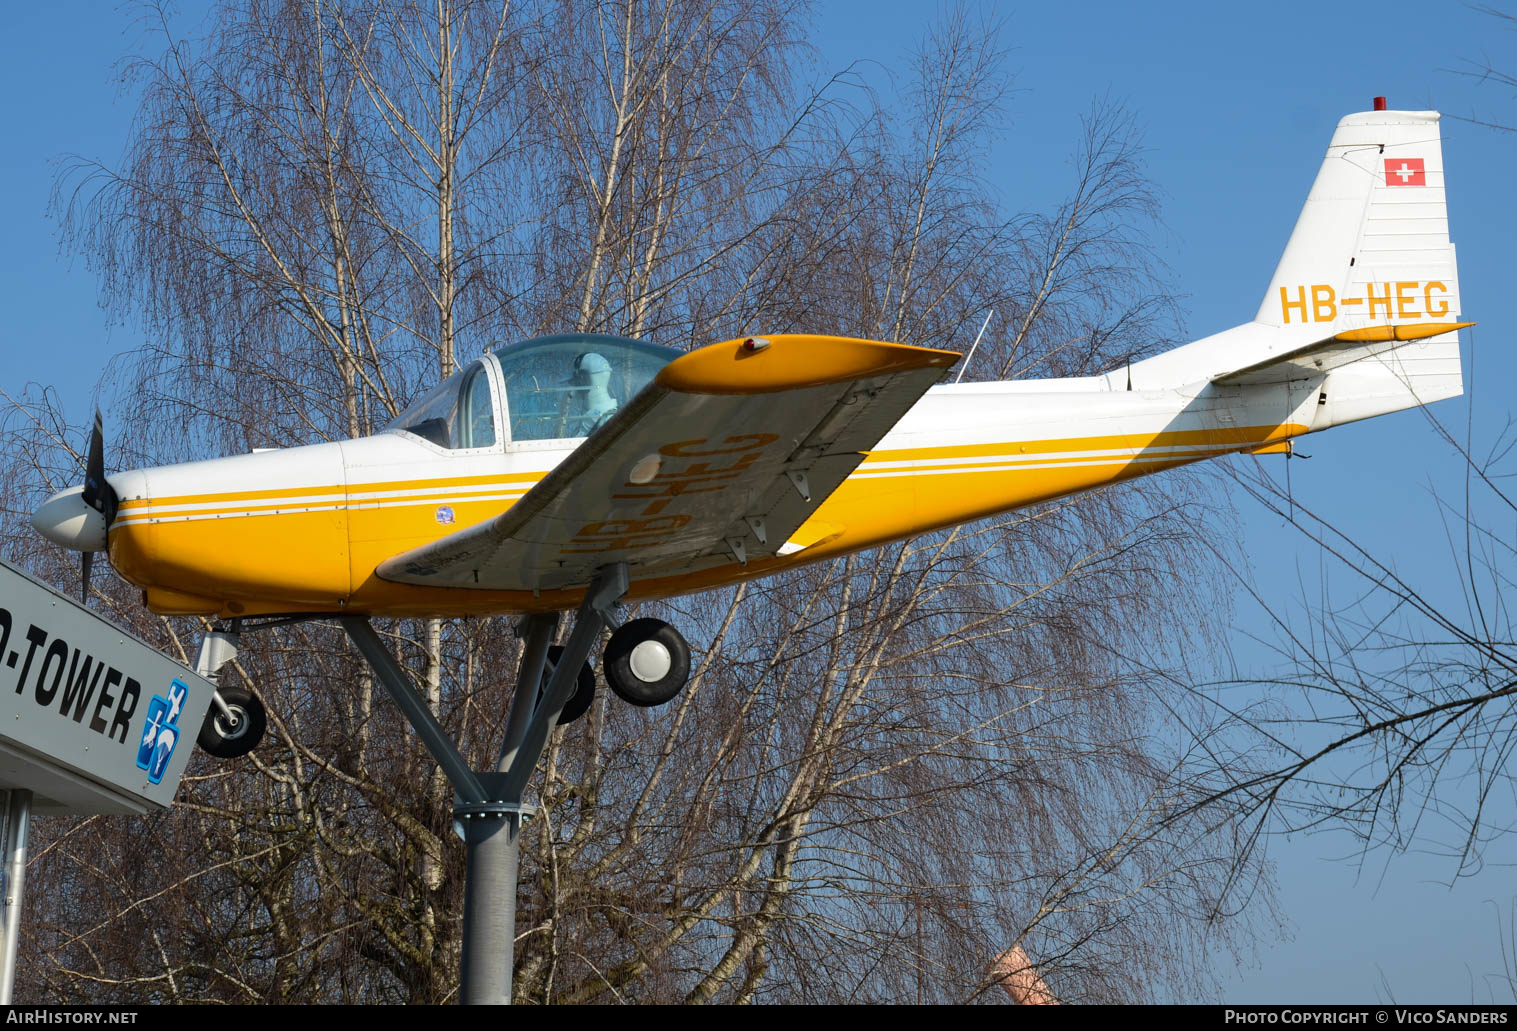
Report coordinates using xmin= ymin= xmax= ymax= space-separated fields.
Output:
xmin=31 ymin=412 xmax=120 ymax=603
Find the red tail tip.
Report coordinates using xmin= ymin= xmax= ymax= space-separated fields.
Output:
xmin=1373 ymin=96 xmax=1387 ymax=111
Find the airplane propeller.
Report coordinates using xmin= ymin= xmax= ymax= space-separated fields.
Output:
xmin=79 ymin=412 xmax=119 ymax=603
xmin=30 ymin=411 xmax=119 ymax=604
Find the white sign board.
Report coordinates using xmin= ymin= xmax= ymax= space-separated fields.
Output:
xmin=0 ymin=560 xmax=213 ymax=814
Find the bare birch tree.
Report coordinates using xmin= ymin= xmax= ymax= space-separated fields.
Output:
xmin=0 ymin=0 xmax=1268 ymax=1003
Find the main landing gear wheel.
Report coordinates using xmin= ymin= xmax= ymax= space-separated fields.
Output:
xmin=197 ymin=685 xmax=267 ymax=759
xmin=603 ymin=618 xmax=691 ymax=707
xmin=537 ymin=644 xmax=596 ymax=725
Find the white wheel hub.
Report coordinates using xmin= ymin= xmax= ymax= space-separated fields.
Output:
xmin=628 ymin=639 xmax=672 ymax=683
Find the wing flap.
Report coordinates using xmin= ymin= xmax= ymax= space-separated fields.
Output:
xmin=376 ymin=335 xmax=958 ymax=592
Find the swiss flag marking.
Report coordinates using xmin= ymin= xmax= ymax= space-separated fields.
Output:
xmin=1384 ymin=157 xmax=1426 ymax=186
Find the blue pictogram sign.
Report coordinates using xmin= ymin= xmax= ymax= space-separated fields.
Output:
xmin=136 ymin=678 xmax=189 ymax=785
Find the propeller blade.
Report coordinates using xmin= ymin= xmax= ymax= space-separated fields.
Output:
xmin=82 ymin=410 xmax=105 ymax=509
xmin=82 ymin=551 xmax=92 ymax=606
xmin=80 ymin=410 xmax=119 ymax=526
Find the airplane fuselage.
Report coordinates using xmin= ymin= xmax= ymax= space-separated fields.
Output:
xmin=42 ymin=108 xmax=1463 ymax=623
xmin=105 ymin=372 xmax=1317 ymax=619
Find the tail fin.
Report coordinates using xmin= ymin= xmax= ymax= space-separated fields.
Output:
xmin=1258 ymin=109 xmax=1459 ymax=336
xmin=1126 ymin=107 xmax=1464 ymax=421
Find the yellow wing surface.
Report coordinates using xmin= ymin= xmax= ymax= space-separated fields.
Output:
xmin=376 ymin=335 xmax=960 ymax=593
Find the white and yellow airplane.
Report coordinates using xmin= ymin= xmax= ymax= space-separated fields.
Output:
xmin=31 ymin=104 xmax=1470 ymax=758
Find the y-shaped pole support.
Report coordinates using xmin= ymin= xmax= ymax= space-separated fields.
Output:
xmin=342 ymin=563 xmax=629 ymax=1005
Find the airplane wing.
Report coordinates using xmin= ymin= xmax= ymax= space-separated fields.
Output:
xmin=375 ymin=334 xmax=960 ymax=592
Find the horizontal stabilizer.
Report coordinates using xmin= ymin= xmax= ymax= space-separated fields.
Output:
xmin=1213 ymin=321 xmax=1473 ymax=386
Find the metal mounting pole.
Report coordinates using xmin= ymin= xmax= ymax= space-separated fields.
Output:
xmin=0 ymin=789 xmax=33 ymax=1005
xmin=458 ymin=782 xmax=525 ymax=1005
xmin=460 ymin=565 xmax=623 ymax=1003
xmin=342 ymin=563 xmax=629 ymax=1005
xmin=498 ymin=570 xmax=621 ymax=799
xmin=496 ymin=613 xmax=558 ymax=775
xmin=342 ymin=617 xmax=487 ymax=804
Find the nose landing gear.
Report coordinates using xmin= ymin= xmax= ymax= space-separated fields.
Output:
xmin=192 ymin=624 xmax=266 ymax=759
xmin=197 ymin=684 xmax=267 ymax=759
xmin=603 ymin=617 xmax=691 ymax=707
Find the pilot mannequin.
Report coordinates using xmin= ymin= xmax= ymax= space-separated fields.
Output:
xmin=564 ymin=352 xmax=618 ymax=435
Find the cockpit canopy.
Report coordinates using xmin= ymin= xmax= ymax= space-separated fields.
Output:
xmin=384 ymin=333 xmax=680 ymax=448
xmin=495 ymin=334 xmax=678 ymax=442
xmin=385 ymin=361 xmax=497 ymax=450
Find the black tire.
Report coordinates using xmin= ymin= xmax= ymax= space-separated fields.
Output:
xmin=197 ymin=686 xmax=267 ymax=759
xmin=603 ymin=618 xmax=691 ymax=707
xmin=536 ymin=644 xmax=596 ymax=725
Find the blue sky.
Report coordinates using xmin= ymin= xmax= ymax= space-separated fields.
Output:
xmin=4 ymin=0 xmax=1516 ymax=1003
xmin=816 ymin=0 xmax=1517 ymax=1003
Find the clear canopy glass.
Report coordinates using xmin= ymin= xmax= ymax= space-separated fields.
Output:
xmin=384 ymin=334 xmax=679 ymax=447
xmin=492 ymin=333 xmax=680 ymax=442
xmin=384 ymin=361 xmax=496 ymax=449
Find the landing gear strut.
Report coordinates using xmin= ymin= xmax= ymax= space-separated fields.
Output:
xmin=192 ymin=624 xmax=266 ymax=759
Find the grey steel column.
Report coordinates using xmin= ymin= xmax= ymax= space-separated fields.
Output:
xmin=459 ymin=772 xmax=523 ymax=1006
xmin=459 ymin=597 xmax=608 ymax=1004
xmin=0 ymin=789 xmax=32 ymax=1004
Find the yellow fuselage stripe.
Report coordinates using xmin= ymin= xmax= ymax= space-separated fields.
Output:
xmin=109 ymin=424 xmax=1304 ymax=618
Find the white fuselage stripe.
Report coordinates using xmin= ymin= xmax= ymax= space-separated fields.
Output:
xmin=850 ymin=447 xmax=1236 ymax=479
xmin=859 ymin=443 xmax=1224 ymax=470
xmin=118 ymin=489 xmax=532 ymax=525
xmin=115 ymin=442 xmax=1239 ymax=523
